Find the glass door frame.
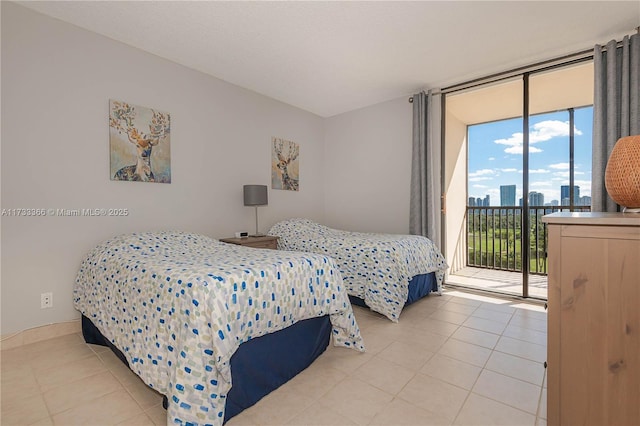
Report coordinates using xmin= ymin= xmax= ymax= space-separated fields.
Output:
xmin=441 ymin=56 xmax=594 ymax=300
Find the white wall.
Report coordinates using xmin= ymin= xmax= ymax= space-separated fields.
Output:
xmin=0 ymin=3 xmax=327 ymax=335
xmin=323 ymin=97 xmax=413 ymax=234
xmin=444 ymin=111 xmax=468 ymax=274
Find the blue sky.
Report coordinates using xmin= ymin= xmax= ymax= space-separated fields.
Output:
xmin=468 ymin=107 xmax=593 ymax=205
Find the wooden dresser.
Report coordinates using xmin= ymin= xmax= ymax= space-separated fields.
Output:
xmin=542 ymin=212 xmax=640 ymax=426
xmin=219 ymin=235 xmax=279 ymax=250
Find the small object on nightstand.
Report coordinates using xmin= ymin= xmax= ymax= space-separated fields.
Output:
xmin=220 ymin=235 xmax=279 ymax=250
xmin=234 ymin=231 xmax=249 ymax=238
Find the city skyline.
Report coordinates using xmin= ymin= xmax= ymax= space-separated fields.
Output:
xmin=468 ymin=107 xmax=593 ymax=206
xmin=469 ymin=184 xmax=592 ymax=207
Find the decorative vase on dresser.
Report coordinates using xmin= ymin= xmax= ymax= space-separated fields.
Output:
xmin=542 ymin=212 xmax=640 ymax=426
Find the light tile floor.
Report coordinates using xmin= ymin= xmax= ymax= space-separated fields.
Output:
xmin=1 ymin=289 xmax=548 ymax=425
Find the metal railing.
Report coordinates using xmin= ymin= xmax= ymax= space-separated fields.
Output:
xmin=466 ymin=205 xmax=591 ymax=274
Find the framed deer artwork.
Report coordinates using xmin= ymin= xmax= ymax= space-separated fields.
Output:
xmin=109 ymin=100 xmax=171 ymax=183
xmin=271 ymin=137 xmax=299 ymax=191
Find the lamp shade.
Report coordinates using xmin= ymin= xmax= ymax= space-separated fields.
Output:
xmin=605 ymin=135 xmax=640 ymax=210
xmin=243 ymin=185 xmax=268 ymax=206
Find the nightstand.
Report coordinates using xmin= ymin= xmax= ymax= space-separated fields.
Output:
xmin=220 ymin=235 xmax=279 ymax=250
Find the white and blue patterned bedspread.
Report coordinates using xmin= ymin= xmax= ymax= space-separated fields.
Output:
xmin=268 ymin=219 xmax=448 ymax=321
xmin=74 ymin=231 xmax=364 ymax=426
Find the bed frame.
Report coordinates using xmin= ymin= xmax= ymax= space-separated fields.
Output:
xmin=82 ymin=314 xmax=331 ymax=423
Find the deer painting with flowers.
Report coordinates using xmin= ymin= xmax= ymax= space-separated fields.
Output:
xmin=272 ymin=137 xmax=300 ymax=191
xmin=109 ymin=100 xmax=171 ymax=183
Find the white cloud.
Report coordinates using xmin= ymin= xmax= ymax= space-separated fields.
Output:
xmin=530 ymin=120 xmax=582 ymax=143
xmin=473 ymin=184 xmax=488 ymax=188
xmin=542 ymin=190 xmax=561 ymax=202
xmin=488 ymin=157 xmax=495 ymax=161
xmin=549 ymin=162 xmax=569 ymax=170
xmin=531 ymin=181 xmax=552 ymax=186
xmin=495 ymin=133 xmax=523 ymax=147
xmin=574 ymin=180 xmax=592 ymax=196
xmin=529 ymin=169 xmax=550 ymax=174
xmin=494 ymin=120 xmax=582 ymax=155
xmin=469 ymin=176 xmax=493 ymax=182
xmin=504 ymin=145 xmax=542 ymax=154
xmin=501 ymin=168 xmax=519 ymax=172
xmin=469 ymin=169 xmax=495 ymax=177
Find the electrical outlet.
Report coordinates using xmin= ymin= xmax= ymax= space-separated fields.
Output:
xmin=41 ymin=292 xmax=53 ymax=309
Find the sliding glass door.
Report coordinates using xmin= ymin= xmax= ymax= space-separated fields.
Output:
xmin=444 ymin=61 xmax=594 ymax=299
xmin=526 ymin=64 xmax=593 ymax=298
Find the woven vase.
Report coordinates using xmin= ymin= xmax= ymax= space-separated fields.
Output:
xmin=605 ymin=135 xmax=640 ymax=210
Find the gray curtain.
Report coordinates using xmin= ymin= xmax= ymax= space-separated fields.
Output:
xmin=410 ymin=90 xmax=442 ymax=248
xmin=592 ymin=33 xmax=640 ymax=212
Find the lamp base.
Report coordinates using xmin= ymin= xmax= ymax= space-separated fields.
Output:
xmin=622 ymin=207 xmax=640 ymax=213
xmin=251 ymin=233 xmax=267 ymax=237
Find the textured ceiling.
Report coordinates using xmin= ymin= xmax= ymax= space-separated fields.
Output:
xmin=18 ymin=1 xmax=640 ymax=117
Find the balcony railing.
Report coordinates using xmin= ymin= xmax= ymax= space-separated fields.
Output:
xmin=466 ymin=205 xmax=591 ymax=275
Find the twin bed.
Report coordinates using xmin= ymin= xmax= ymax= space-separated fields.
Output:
xmin=74 ymin=221 xmax=446 ymax=424
xmin=268 ymin=218 xmax=448 ymax=322
xmin=74 ymin=231 xmax=364 ymax=425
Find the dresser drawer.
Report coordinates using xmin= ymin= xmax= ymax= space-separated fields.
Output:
xmin=243 ymin=240 xmax=278 ymax=249
xmin=220 ymin=236 xmax=279 ymax=250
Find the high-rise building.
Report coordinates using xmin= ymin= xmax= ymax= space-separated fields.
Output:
xmin=577 ymin=195 xmax=592 ymax=206
xmin=500 ymin=185 xmax=516 ymax=206
xmin=469 ymin=195 xmax=491 ymax=207
xmin=529 ymin=191 xmax=545 ymax=206
xmin=561 ymin=185 xmax=580 ymax=206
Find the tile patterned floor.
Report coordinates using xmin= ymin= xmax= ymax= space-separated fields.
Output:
xmin=1 ymin=289 xmax=548 ymax=425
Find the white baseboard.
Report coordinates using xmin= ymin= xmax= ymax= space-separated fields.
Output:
xmin=0 ymin=319 xmax=81 ymax=351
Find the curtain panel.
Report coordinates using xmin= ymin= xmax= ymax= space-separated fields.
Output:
xmin=592 ymin=33 xmax=640 ymax=212
xmin=409 ymin=90 xmax=442 ymax=249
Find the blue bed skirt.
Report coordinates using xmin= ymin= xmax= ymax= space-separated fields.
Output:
xmin=348 ymin=272 xmax=437 ymax=309
xmin=81 ymin=314 xmax=331 ymax=423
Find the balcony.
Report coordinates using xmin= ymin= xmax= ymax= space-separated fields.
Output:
xmin=447 ymin=205 xmax=591 ymax=299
